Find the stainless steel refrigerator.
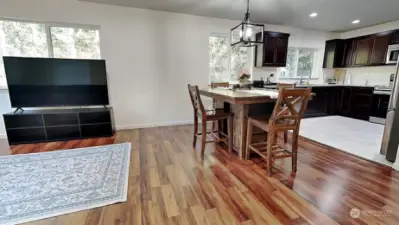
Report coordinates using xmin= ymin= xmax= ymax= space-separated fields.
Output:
xmin=381 ymin=60 xmax=399 ymax=162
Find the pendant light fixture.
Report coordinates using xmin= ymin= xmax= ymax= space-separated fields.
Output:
xmin=231 ymin=0 xmax=264 ymax=47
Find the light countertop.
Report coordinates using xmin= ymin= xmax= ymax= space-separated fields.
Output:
xmin=264 ymin=84 xmax=376 ymax=88
xmin=199 ymin=88 xmax=279 ymax=104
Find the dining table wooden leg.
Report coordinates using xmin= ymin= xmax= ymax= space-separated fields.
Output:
xmin=245 ymin=120 xmax=253 ymax=160
xmin=235 ymin=104 xmax=249 ymax=159
xmin=228 ymin=116 xmax=233 ymax=152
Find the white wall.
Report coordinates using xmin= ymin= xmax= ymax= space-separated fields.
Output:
xmin=0 ymin=0 xmax=335 ymax=135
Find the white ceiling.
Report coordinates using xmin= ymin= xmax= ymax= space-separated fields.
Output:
xmin=81 ymin=0 xmax=399 ymax=32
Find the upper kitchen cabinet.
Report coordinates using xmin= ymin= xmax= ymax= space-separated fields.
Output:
xmin=323 ymin=29 xmax=396 ymax=68
xmin=391 ymin=30 xmax=399 ymax=44
xmin=343 ymin=39 xmax=355 ymax=67
xmin=352 ymin=37 xmax=373 ymax=66
xmin=369 ymin=33 xmax=391 ymax=65
xmin=323 ymin=39 xmax=355 ymax=68
xmin=323 ymin=39 xmax=345 ymax=68
xmin=254 ymin=31 xmax=290 ymax=67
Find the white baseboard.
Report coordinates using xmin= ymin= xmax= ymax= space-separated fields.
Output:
xmin=0 ymin=134 xmax=7 ymax=139
xmin=393 ymin=163 xmax=399 ymax=171
xmin=116 ymin=120 xmax=193 ymax=130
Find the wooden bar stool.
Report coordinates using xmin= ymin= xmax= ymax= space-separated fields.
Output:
xmin=188 ymin=84 xmax=234 ymax=157
xmin=276 ymin=83 xmax=296 ymax=144
xmin=245 ymin=88 xmax=311 ymax=176
xmin=209 ymin=82 xmax=230 ymax=131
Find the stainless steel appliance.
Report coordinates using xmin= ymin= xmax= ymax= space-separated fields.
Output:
xmin=386 ymin=44 xmax=399 ymax=64
xmin=370 ymin=86 xmax=391 ymax=124
xmin=381 ymin=62 xmax=399 ymax=162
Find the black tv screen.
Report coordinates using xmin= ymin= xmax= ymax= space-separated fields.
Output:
xmin=3 ymin=57 xmax=109 ymax=107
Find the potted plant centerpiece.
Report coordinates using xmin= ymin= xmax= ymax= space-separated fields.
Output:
xmin=238 ymin=72 xmax=252 ymax=89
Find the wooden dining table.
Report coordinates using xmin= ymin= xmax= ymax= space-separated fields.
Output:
xmin=199 ymin=88 xmax=281 ymax=159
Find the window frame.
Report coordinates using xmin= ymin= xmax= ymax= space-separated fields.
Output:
xmin=0 ymin=17 xmax=102 ymax=89
xmin=279 ymin=47 xmax=319 ymax=80
xmin=209 ymin=33 xmax=254 ymax=83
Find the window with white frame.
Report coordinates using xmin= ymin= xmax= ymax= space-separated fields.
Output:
xmin=209 ymin=35 xmax=252 ymax=82
xmin=281 ymin=47 xmax=317 ymax=79
xmin=0 ymin=19 xmax=101 ymax=87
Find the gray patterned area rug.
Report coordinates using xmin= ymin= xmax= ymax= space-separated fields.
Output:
xmin=0 ymin=143 xmax=131 ymax=225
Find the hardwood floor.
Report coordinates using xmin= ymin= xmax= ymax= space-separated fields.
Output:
xmin=4 ymin=124 xmax=399 ymax=225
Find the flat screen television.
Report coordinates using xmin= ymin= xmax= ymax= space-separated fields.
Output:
xmin=3 ymin=56 xmax=109 ymax=108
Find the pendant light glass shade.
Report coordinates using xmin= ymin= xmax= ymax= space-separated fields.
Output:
xmin=231 ymin=0 xmax=264 ymax=47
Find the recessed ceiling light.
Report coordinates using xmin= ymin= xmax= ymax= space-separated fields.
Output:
xmin=352 ymin=20 xmax=360 ymax=24
xmin=309 ymin=13 xmax=318 ymax=18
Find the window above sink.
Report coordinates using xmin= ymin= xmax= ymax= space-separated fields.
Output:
xmin=280 ymin=47 xmax=319 ymax=80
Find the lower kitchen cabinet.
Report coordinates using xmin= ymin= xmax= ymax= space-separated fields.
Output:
xmin=304 ymin=86 xmax=374 ymax=121
xmin=339 ymin=87 xmax=352 ymax=116
xmin=370 ymin=94 xmax=390 ymax=119
xmin=304 ymin=87 xmax=330 ymax=118
xmin=304 ymin=87 xmax=342 ymax=118
xmin=350 ymin=87 xmax=374 ymax=120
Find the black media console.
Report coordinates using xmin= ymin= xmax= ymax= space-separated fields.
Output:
xmin=3 ymin=108 xmax=115 ymax=145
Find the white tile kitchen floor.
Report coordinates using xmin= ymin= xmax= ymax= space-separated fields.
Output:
xmin=299 ymin=116 xmax=393 ymax=167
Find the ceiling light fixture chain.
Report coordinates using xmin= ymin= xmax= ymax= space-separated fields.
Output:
xmin=243 ymin=0 xmax=251 ymax=23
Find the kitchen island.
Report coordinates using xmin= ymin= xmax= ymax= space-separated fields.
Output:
xmin=200 ymin=88 xmax=280 ymax=159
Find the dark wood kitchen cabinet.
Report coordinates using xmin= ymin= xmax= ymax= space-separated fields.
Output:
xmin=323 ymin=29 xmax=399 ymax=68
xmin=275 ymin=36 xmax=289 ymax=65
xmin=370 ymin=94 xmax=390 ymax=119
xmin=304 ymin=87 xmax=344 ymax=118
xmin=304 ymin=87 xmax=330 ymax=117
xmin=303 ymin=86 xmax=373 ymax=121
xmin=255 ymin=31 xmax=290 ymax=67
xmin=350 ymin=87 xmax=373 ymax=120
xmin=323 ymin=40 xmax=346 ymax=68
xmin=353 ymin=37 xmax=373 ymax=66
xmin=339 ymin=87 xmax=352 ymax=116
xmin=343 ymin=39 xmax=355 ymax=67
xmin=391 ymin=30 xmax=399 ymax=44
xmin=369 ymin=34 xmax=391 ymax=65
xmin=338 ymin=86 xmax=373 ymax=120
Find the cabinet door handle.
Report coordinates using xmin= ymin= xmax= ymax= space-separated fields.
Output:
xmin=378 ymin=98 xmax=381 ymax=108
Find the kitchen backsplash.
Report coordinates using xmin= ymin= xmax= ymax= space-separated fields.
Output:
xmin=252 ymin=67 xmax=328 ymax=84
xmin=253 ymin=65 xmax=397 ymax=86
xmin=252 ymin=67 xmax=278 ymax=81
xmin=335 ymin=65 xmax=397 ymax=86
